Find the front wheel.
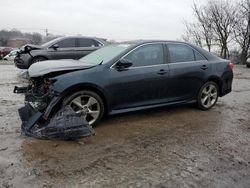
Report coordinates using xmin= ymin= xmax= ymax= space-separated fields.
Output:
xmin=197 ymin=81 xmax=219 ymax=110
xmin=63 ymin=90 xmax=104 ymax=126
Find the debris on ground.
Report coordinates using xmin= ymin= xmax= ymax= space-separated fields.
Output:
xmin=19 ymin=106 xmax=95 ymax=140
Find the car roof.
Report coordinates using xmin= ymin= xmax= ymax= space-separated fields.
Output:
xmin=60 ymin=35 xmax=103 ymax=39
xmin=119 ymin=40 xmax=190 ymax=46
xmin=117 ymin=40 xmax=220 ymax=61
xmin=55 ymin=36 xmax=107 ymax=45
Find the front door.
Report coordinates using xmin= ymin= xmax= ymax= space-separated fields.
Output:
xmin=48 ymin=38 xmax=77 ymax=60
xmin=108 ymin=43 xmax=170 ymax=110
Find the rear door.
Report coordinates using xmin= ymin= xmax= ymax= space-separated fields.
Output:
xmin=47 ymin=38 xmax=77 ymax=60
xmin=75 ymin=38 xmax=102 ymax=59
xmin=166 ymin=43 xmax=210 ymax=101
xmin=108 ymin=43 xmax=170 ymax=110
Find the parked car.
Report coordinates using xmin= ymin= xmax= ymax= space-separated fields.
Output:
xmin=14 ymin=41 xmax=233 ymax=139
xmin=3 ymin=49 xmax=19 ymax=61
xmin=0 ymin=47 xmax=13 ymax=59
xmin=14 ymin=36 xmax=106 ymax=69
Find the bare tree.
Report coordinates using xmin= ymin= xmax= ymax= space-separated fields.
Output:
xmin=182 ymin=22 xmax=203 ymax=48
xmin=183 ymin=3 xmax=213 ymax=52
xmin=193 ymin=3 xmax=213 ymax=52
xmin=234 ymin=0 xmax=250 ymax=64
xmin=207 ymin=0 xmax=238 ymax=59
xmin=31 ymin=32 xmax=43 ymax=45
xmin=184 ymin=0 xmax=238 ymax=58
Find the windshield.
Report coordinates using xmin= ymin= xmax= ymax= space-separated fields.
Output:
xmin=79 ymin=44 xmax=131 ymax=65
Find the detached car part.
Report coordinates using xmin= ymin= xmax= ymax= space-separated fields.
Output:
xmin=19 ymin=105 xmax=94 ymax=140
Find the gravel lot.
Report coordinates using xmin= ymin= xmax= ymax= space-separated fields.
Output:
xmin=0 ymin=62 xmax=249 ymax=188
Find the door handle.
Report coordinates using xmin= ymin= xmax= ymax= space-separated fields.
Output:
xmin=157 ymin=69 xmax=168 ymax=75
xmin=201 ymin=65 xmax=208 ymax=70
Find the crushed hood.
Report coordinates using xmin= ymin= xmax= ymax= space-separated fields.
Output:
xmin=28 ymin=59 xmax=94 ymax=77
xmin=20 ymin=44 xmax=43 ymax=53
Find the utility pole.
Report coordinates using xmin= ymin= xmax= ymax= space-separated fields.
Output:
xmin=45 ymin=28 xmax=49 ymax=37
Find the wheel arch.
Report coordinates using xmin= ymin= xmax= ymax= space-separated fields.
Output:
xmin=204 ymin=76 xmax=223 ymax=96
xmin=30 ymin=55 xmax=48 ymax=64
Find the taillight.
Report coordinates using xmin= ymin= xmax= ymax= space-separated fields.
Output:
xmin=229 ymin=62 xmax=234 ymax=70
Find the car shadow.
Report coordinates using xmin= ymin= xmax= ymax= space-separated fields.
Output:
xmin=98 ymin=103 xmax=197 ymax=128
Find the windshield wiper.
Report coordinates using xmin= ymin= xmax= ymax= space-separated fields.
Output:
xmin=99 ymin=60 xmax=104 ymax=65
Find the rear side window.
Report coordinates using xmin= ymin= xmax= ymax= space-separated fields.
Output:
xmin=78 ymin=38 xmax=102 ymax=47
xmin=124 ymin=44 xmax=164 ymax=67
xmin=56 ymin=38 xmax=76 ymax=48
xmin=168 ymin=44 xmax=195 ymax=63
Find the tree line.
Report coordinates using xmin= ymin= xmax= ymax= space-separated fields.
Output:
xmin=0 ymin=29 xmax=60 ymax=47
xmin=183 ymin=0 xmax=250 ymax=64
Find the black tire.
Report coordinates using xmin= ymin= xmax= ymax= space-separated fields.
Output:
xmin=31 ymin=56 xmax=47 ymax=65
xmin=246 ymin=63 xmax=250 ymax=68
xmin=63 ymin=90 xmax=104 ymax=126
xmin=197 ymin=81 xmax=219 ymax=110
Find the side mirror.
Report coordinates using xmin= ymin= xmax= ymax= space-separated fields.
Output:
xmin=51 ymin=44 xmax=59 ymax=50
xmin=115 ymin=59 xmax=133 ymax=71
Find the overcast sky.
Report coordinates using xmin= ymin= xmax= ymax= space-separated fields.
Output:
xmin=0 ymin=0 xmax=207 ymax=41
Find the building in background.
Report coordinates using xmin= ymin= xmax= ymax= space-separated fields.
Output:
xmin=7 ymin=38 xmax=31 ymax=48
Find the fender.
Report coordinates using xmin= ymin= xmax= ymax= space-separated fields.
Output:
xmin=43 ymin=83 xmax=109 ymax=120
xmin=204 ymin=75 xmax=223 ymax=95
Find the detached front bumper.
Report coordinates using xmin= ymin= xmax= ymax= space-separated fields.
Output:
xmin=14 ymin=53 xmax=32 ymax=69
xmin=15 ymin=86 xmax=95 ymax=140
xmin=18 ymin=103 xmax=43 ymax=133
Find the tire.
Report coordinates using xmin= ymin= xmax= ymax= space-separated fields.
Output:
xmin=246 ymin=63 xmax=250 ymax=68
xmin=63 ymin=90 xmax=104 ymax=126
xmin=197 ymin=81 xmax=219 ymax=110
xmin=31 ymin=57 xmax=47 ymax=65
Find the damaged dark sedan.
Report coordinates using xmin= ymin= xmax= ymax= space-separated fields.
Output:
xmin=14 ymin=41 xmax=233 ymax=139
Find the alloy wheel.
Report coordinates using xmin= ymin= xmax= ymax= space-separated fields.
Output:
xmin=69 ymin=95 xmax=101 ymax=125
xmin=200 ymin=84 xmax=218 ymax=108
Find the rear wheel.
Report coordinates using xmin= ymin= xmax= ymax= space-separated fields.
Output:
xmin=63 ymin=90 xmax=104 ymax=126
xmin=197 ymin=81 xmax=219 ymax=110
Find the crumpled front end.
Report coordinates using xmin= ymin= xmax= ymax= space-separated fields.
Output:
xmin=14 ymin=78 xmax=95 ymax=140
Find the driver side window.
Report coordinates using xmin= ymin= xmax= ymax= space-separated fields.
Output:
xmin=55 ymin=38 xmax=76 ymax=48
xmin=124 ymin=44 xmax=164 ymax=67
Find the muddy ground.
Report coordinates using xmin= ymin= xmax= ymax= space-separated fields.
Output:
xmin=0 ymin=63 xmax=249 ymax=188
